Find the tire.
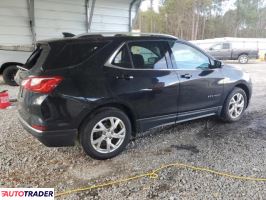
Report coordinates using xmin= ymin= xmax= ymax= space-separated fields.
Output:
xmin=238 ymin=54 xmax=249 ymax=64
xmin=80 ymin=107 xmax=131 ymax=160
xmin=2 ymin=65 xmax=18 ymax=86
xmin=220 ymin=87 xmax=247 ymax=122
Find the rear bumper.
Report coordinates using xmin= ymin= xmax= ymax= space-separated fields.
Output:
xmin=18 ymin=115 xmax=78 ymax=147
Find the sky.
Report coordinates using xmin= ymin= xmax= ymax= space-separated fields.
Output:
xmin=140 ymin=0 xmax=161 ymax=13
xmin=140 ymin=0 xmax=237 ymax=13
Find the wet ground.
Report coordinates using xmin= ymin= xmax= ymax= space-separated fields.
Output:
xmin=0 ymin=62 xmax=266 ymax=199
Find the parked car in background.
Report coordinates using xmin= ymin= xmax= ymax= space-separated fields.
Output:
xmin=207 ymin=42 xmax=258 ymax=64
xmin=0 ymin=50 xmax=31 ymax=86
xmin=17 ymin=33 xmax=252 ymax=160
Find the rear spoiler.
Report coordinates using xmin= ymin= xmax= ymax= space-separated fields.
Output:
xmin=62 ymin=32 xmax=75 ymax=38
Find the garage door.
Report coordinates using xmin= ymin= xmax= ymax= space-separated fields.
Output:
xmin=89 ymin=0 xmax=138 ymax=32
xmin=35 ymin=0 xmax=86 ymax=40
xmin=0 ymin=0 xmax=32 ymax=46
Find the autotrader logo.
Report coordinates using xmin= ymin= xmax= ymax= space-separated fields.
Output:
xmin=0 ymin=188 xmax=54 ymax=199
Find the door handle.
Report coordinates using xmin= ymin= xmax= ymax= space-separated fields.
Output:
xmin=181 ymin=74 xmax=192 ymax=79
xmin=124 ymin=75 xmax=134 ymax=80
xmin=115 ymin=75 xmax=134 ymax=80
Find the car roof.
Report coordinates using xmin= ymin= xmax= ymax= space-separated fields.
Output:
xmin=37 ymin=32 xmax=178 ymax=44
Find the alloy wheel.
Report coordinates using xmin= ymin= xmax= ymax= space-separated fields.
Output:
xmin=239 ymin=55 xmax=248 ymax=64
xmin=90 ymin=117 xmax=126 ymax=153
xmin=228 ymin=93 xmax=245 ymax=119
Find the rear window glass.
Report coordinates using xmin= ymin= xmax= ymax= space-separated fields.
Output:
xmin=24 ymin=47 xmax=42 ymax=69
xmin=45 ymin=42 xmax=107 ymax=69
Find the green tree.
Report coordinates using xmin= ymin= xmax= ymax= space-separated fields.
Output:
xmin=134 ymin=0 xmax=266 ymax=39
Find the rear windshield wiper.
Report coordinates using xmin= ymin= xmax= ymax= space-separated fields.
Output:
xmin=17 ymin=66 xmax=29 ymax=71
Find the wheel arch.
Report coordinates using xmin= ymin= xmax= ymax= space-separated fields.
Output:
xmin=78 ymin=103 xmax=138 ymax=138
xmin=238 ymin=52 xmax=249 ymax=58
xmin=0 ymin=62 xmax=23 ymax=74
xmin=235 ymin=83 xmax=250 ymax=107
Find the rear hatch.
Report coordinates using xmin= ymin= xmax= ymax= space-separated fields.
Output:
xmin=17 ymin=38 xmax=109 ymax=86
xmin=18 ymin=38 xmax=110 ymax=130
xmin=15 ymin=43 xmax=48 ymax=85
xmin=17 ymin=43 xmax=50 ymax=125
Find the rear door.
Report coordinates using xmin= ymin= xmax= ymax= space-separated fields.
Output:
xmin=169 ymin=41 xmax=224 ymax=120
xmin=104 ymin=40 xmax=179 ymax=130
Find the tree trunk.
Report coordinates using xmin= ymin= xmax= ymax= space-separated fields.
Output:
xmin=194 ymin=10 xmax=200 ymax=40
xmin=201 ymin=16 xmax=206 ymax=39
xmin=191 ymin=2 xmax=196 ymax=40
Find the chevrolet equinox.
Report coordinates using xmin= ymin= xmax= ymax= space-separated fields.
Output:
xmin=18 ymin=33 xmax=252 ymax=159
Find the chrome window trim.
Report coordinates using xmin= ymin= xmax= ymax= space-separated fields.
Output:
xmin=104 ymin=41 xmax=176 ymax=71
xmin=104 ymin=41 xmax=217 ymax=71
xmin=105 ymin=42 xmax=127 ymax=69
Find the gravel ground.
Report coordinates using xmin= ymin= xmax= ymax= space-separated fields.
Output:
xmin=0 ymin=62 xmax=266 ymax=199
xmin=0 ymin=76 xmax=19 ymax=100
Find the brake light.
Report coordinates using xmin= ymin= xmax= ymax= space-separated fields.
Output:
xmin=22 ymin=76 xmax=63 ymax=94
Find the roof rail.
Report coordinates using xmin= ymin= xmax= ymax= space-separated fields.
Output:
xmin=78 ymin=34 xmax=103 ymax=38
xmin=76 ymin=32 xmax=177 ymax=39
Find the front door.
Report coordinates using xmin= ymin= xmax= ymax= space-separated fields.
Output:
xmin=104 ymin=40 xmax=180 ymax=130
xmin=169 ymin=41 xmax=224 ymax=120
xmin=208 ymin=43 xmax=231 ymax=60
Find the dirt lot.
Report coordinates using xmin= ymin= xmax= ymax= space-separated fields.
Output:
xmin=1 ymin=62 xmax=266 ymax=199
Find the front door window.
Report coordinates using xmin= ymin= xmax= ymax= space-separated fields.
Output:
xmin=170 ymin=42 xmax=210 ymax=70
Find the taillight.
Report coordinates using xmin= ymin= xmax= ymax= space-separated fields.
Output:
xmin=31 ymin=125 xmax=47 ymax=131
xmin=22 ymin=76 xmax=63 ymax=94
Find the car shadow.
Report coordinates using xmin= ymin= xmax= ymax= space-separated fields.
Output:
xmin=132 ymin=110 xmax=266 ymax=143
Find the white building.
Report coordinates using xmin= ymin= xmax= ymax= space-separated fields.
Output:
xmin=0 ymin=0 xmax=140 ymax=48
xmin=0 ymin=0 xmax=141 ymax=82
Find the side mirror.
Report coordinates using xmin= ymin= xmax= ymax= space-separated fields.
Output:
xmin=210 ymin=60 xmax=223 ymax=69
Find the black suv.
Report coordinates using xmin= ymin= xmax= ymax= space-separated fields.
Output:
xmin=18 ymin=33 xmax=252 ymax=159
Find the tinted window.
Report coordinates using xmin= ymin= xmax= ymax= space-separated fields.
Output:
xmin=112 ymin=45 xmax=132 ymax=68
xmin=25 ymin=47 xmax=42 ymax=69
xmin=128 ymin=41 xmax=169 ymax=69
xmin=45 ymin=42 xmax=107 ymax=69
xmin=170 ymin=42 xmax=210 ymax=69
xmin=223 ymin=43 xmax=230 ymax=49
